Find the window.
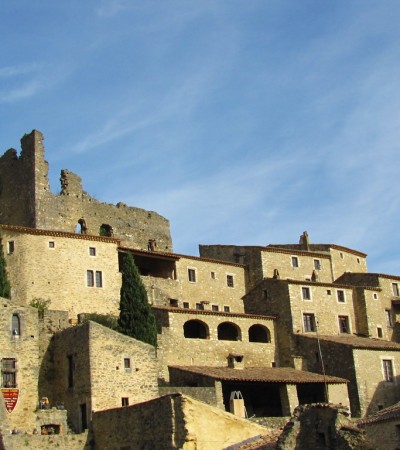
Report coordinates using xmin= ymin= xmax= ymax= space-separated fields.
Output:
xmin=1 ymin=358 xmax=17 ymax=388
xmin=340 ymin=252 xmax=344 ymax=259
xmin=188 ymin=268 xmax=196 ymax=283
xmin=217 ymin=322 xmax=241 ymax=341
xmin=89 ymin=247 xmax=96 ymax=256
xmin=248 ymin=325 xmax=271 ymax=343
xmin=124 ymin=358 xmax=131 ymax=370
xmin=303 ymin=313 xmax=316 ymax=332
xmin=67 ymin=355 xmax=74 ymax=388
xmin=195 ymin=303 xmax=204 ymax=310
xmin=227 ymin=275 xmax=234 ymax=288
xmin=212 ymin=305 xmax=219 ymax=312
xmin=302 ymin=287 xmax=311 ymax=300
xmin=7 ymin=241 xmax=14 ymax=254
xmin=121 ymin=397 xmax=129 ymax=407
xmin=224 ymin=306 xmax=230 ymax=312
xmin=393 ymin=283 xmax=400 ymax=297
xmin=12 ymin=314 xmax=20 ymax=336
xmin=382 ymin=359 xmax=394 ymax=382
xmin=291 ymin=256 xmax=299 ymax=268
xmin=183 ymin=320 xmax=209 ymax=339
xmin=357 ymin=258 xmax=360 ymax=264
xmin=377 ymin=327 xmax=383 ymax=338
xmin=210 ymin=272 xmax=216 ymax=279
xmin=386 ymin=310 xmax=393 ymax=327
xmin=373 ymin=293 xmax=378 ymax=299
xmin=337 ymin=290 xmax=345 ymax=303
xmin=327 ymin=290 xmax=332 ymax=295
xmin=48 ymin=241 xmax=55 ymax=248
xmin=169 ymin=299 xmax=178 ymax=307
xmin=314 ymin=259 xmax=321 ymax=270
xmin=183 ymin=302 xmax=189 ymax=309
xmin=99 ymin=224 xmax=113 ymax=237
xmin=338 ymin=315 xmax=350 ymax=334
xmin=87 ymin=270 xmax=94 ymax=287
xmin=95 ymin=271 xmax=103 ymax=288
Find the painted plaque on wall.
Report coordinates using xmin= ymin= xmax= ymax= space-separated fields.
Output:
xmin=1 ymin=389 xmax=19 ymax=412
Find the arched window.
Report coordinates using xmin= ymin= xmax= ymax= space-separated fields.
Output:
xmin=75 ymin=218 xmax=87 ymax=234
xmin=100 ymin=224 xmax=113 ymax=237
xmin=217 ymin=322 xmax=241 ymax=341
xmin=12 ymin=314 xmax=20 ymax=336
xmin=248 ymin=324 xmax=271 ymax=343
xmin=183 ymin=320 xmax=209 ymax=339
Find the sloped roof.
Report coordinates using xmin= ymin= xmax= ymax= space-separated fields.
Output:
xmin=170 ymin=366 xmax=348 ymax=384
xmin=300 ymin=334 xmax=400 ymax=351
xmin=358 ymin=402 xmax=400 ymax=425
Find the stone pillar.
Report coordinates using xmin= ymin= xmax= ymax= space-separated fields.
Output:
xmin=280 ymin=384 xmax=298 ymax=416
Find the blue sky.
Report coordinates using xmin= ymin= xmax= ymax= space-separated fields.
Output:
xmin=1 ymin=1 xmax=400 ymax=274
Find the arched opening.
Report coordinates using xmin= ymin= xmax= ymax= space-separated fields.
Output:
xmin=75 ymin=218 xmax=87 ymax=234
xmin=248 ymin=324 xmax=271 ymax=343
xmin=12 ymin=314 xmax=20 ymax=336
xmin=100 ymin=224 xmax=113 ymax=237
xmin=183 ymin=320 xmax=209 ymax=339
xmin=217 ymin=322 xmax=241 ymax=341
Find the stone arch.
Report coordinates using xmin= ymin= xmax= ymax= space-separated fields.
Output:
xmin=183 ymin=320 xmax=209 ymax=339
xmin=99 ymin=224 xmax=113 ymax=237
xmin=217 ymin=322 xmax=241 ymax=341
xmin=248 ymin=324 xmax=271 ymax=343
xmin=75 ymin=218 xmax=87 ymax=234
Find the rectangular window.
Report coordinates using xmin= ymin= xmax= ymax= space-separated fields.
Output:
xmin=7 ymin=241 xmax=14 ymax=254
xmin=377 ymin=327 xmax=383 ymax=338
xmin=302 ymin=287 xmax=311 ymax=300
xmin=210 ymin=272 xmax=216 ymax=279
xmin=224 ymin=306 xmax=230 ymax=312
xmin=227 ymin=275 xmax=234 ymax=288
xmin=89 ymin=247 xmax=96 ymax=256
xmin=183 ymin=302 xmax=189 ymax=309
xmin=212 ymin=305 xmax=219 ymax=312
xmin=169 ymin=299 xmax=178 ymax=307
xmin=124 ymin=358 xmax=131 ymax=369
xmin=1 ymin=358 xmax=17 ymax=388
xmin=188 ymin=268 xmax=196 ymax=283
xmin=95 ymin=271 xmax=103 ymax=288
xmin=382 ymin=359 xmax=394 ymax=382
xmin=314 ymin=259 xmax=321 ymax=270
xmin=338 ymin=315 xmax=350 ymax=334
xmin=48 ymin=241 xmax=55 ymax=248
xmin=303 ymin=313 xmax=316 ymax=332
xmin=67 ymin=355 xmax=74 ymax=388
xmin=327 ymin=290 xmax=332 ymax=295
xmin=121 ymin=397 xmax=129 ymax=407
xmin=291 ymin=256 xmax=299 ymax=268
xmin=393 ymin=283 xmax=400 ymax=297
xmin=386 ymin=310 xmax=393 ymax=327
xmin=195 ymin=303 xmax=204 ymax=310
xmin=87 ymin=270 xmax=94 ymax=287
xmin=337 ymin=290 xmax=345 ymax=303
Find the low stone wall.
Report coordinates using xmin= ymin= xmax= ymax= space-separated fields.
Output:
xmin=5 ymin=431 xmax=91 ymax=450
xmin=158 ymin=386 xmax=217 ymax=407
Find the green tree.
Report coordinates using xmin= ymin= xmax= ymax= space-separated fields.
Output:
xmin=118 ymin=253 xmax=157 ymax=346
xmin=0 ymin=243 xmax=10 ymax=298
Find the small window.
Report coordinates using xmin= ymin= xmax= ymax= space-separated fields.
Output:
xmin=121 ymin=397 xmax=129 ymax=407
xmin=210 ymin=272 xmax=216 ymax=279
xmin=373 ymin=293 xmax=378 ymax=299
xmin=7 ymin=241 xmax=14 ymax=254
xmin=89 ymin=247 xmax=96 ymax=256
xmin=340 ymin=252 xmax=344 ymax=259
xmin=67 ymin=355 xmax=74 ymax=388
xmin=291 ymin=256 xmax=299 ymax=268
xmin=327 ymin=290 xmax=332 ymax=295
xmin=1 ymin=358 xmax=17 ymax=388
xmin=212 ymin=305 xmax=219 ymax=312
xmin=382 ymin=359 xmax=394 ymax=382
xmin=227 ymin=275 xmax=234 ymax=288
xmin=169 ymin=299 xmax=178 ymax=307
xmin=337 ymin=290 xmax=345 ymax=303
xmin=95 ymin=271 xmax=103 ymax=288
xmin=195 ymin=303 xmax=204 ymax=310
xmin=338 ymin=315 xmax=350 ymax=334
xmin=87 ymin=270 xmax=94 ymax=287
xmin=386 ymin=310 xmax=393 ymax=327
xmin=302 ymin=287 xmax=311 ymax=300
xmin=377 ymin=327 xmax=383 ymax=338
xmin=303 ymin=313 xmax=316 ymax=332
xmin=224 ymin=306 xmax=230 ymax=313
xmin=314 ymin=259 xmax=321 ymax=270
xmin=357 ymin=258 xmax=360 ymax=263
xmin=183 ymin=302 xmax=189 ymax=309
xmin=393 ymin=283 xmax=400 ymax=297
xmin=124 ymin=358 xmax=131 ymax=370
xmin=188 ymin=268 xmax=196 ymax=283
xmin=48 ymin=241 xmax=55 ymax=249
xmin=12 ymin=314 xmax=20 ymax=336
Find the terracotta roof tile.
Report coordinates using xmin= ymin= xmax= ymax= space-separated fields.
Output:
xmin=358 ymin=402 xmax=400 ymax=425
xmin=300 ymin=334 xmax=400 ymax=351
xmin=170 ymin=366 xmax=348 ymax=384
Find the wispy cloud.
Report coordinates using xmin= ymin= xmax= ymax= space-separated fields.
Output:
xmin=0 ymin=63 xmax=40 ymax=78
xmin=0 ymin=80 xmax=42 ymax=103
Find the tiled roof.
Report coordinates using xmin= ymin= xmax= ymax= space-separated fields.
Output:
xmin=300 ymin=334 xmax=400 ymax=351
xmin=0 ymin=224 xmax=120 ymax=244
xmin=263 ymin=246 xmax=330 ymax=259
xmin=152 ymin=305 xmax=276 ymax=321
xmin=170 ymin=366 xmax=348 ymax=384
xmin=358 ymin=402 xmax=400 ymax=425
xmin=225 ymin=432 xmax=282 ymax=450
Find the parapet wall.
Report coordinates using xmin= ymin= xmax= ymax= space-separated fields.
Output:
xmin=0 ymin=130 xmax=172 ymax=251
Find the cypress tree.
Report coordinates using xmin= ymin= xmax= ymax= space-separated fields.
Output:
xmin=0 ymin=243 xmax=10 ymax=299
xmin=118 ymin=253 xmax=157 ymax=346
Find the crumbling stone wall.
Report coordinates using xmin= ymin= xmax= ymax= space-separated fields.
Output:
xmin=0 ymin=130 xmax=172 ymax=250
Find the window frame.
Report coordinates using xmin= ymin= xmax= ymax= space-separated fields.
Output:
xmin=87 ymin=270 xmax=94 ymax=287
xmin=188 ymin=268 xmax=196 ymax=283
xmin=1 ymin=358 xmax=17 ymax=388
xmin=48 ymin=241 xmax=55 ymax=249
xmin=337 ymin=290 xmax=346 ymax=303
xmin=338 ymin=315 xmax=350 ymax=334
xmin=89 ymin=247 xmax=96 ymax=256
xmin=7 ymin=241 xmax=14 ymax=254
xmin=302 ymin=287 xmax=311 ymax=301
xmin=291 ymin=256 xmax=299 ymax=268
xmin=392 ymin=283 xmax=400 ymax=297
xmin=382 ymin=359 xmax=394 ymax=382
xmin=95 ymin=271 xmax=103 ymax=288
xmin=303 ymin=313 xmax=316 ymax=332
xmin=385 ymin=309 xmax=393 ymax=327
xmin=313 ymin=259 xmax=321 ymax=270
xmin=226 ymin=274 xmax=234 ymax=288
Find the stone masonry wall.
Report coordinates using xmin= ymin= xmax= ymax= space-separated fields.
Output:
xmin=0 ymin=130 xmax=172 ymax=250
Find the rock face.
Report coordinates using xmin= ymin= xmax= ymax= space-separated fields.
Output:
xmin=276 ymin=404 xmax=375 ymax=450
